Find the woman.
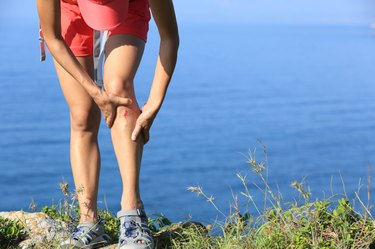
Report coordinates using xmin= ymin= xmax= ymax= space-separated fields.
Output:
xmin=36 ymin=0 xmax=179 ymax=248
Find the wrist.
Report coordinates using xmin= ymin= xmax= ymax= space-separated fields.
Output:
xmin=90 ymin=84 xmax=103 ymax=101
xmin=145 ymin=98 xmax=162 ymax=113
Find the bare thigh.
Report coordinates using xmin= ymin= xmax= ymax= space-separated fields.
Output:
xmin=104 ymin=34 xmax=145 ymax=104
xmin=53 ymin=56 xmax=101 ymax=130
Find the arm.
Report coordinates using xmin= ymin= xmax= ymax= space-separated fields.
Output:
xmin=146 ymin=0 xmax=179 ymax=111
xmin=36 ymin=0 xmax=131 ymax=127
xmin=131 ymin=0 xmax=179 ymax=142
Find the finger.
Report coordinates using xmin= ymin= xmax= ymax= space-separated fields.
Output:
xmin=106 ymin=112 xmax=115 ymax=129
xmin=131 ymin=123 xmax=142 ymax=141
xmin=142 ymin=128 xmax=149 ymax=144
xmin=117 ymin=96 xmax=132 ymax=106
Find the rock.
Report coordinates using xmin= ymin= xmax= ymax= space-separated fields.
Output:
xmin=0 ymin=211 xmax=68 ymax=249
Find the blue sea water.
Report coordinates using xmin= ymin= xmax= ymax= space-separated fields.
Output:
xmin=0 ymin=18 xmax=375 ymax=224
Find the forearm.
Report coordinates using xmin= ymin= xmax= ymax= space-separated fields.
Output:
xmin=147 ymin=37 xmax=179 ymax=111
xmin=37 ymin=0 xmax=100 ymax=99
xmin=45 ymin=36 xmax=101 ymax=99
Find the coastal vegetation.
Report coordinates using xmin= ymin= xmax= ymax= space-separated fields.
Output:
xmin=0 ymin=216 xmax=25 ymax=248
xmin=1 ymin=145 xmax=374 ymax=248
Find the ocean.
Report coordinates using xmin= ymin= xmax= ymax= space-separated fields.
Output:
xmin=1 ymin=19 xmax=374 ymax=223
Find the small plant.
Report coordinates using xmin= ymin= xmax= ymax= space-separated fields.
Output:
xmin=148 ymin=213 xmax=173 ymax=233
xmin=0 ymin=216 xmax=26 ymax=248
xmin=97 ymin=209 xmax=120 ymax=241
xmin=41 ymin=179 xmax=82 ymax=224
xmin=181 ymin=143 xmax=375 ymax=249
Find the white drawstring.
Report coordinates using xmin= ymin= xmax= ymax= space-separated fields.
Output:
xmin=93 ymin=30 xmax=108 ymax=89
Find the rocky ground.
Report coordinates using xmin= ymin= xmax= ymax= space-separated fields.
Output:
xmin=0 ymin=211 xmax=68 ymax=248
xmin=0 ymin=211 xmax=207 ymax=249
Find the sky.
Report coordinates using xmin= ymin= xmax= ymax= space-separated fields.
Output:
xmin=1 ymin=0 xmax=374 ymax=26
xmin=175 ymin=0 xmax=375 ymax=25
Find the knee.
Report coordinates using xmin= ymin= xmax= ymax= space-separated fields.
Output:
xmin=105 ymin=77 xmax=134 ymax=99
xmin=70 ymin=107 xmax=100 ymax=133
xmin=104 ymin=77 xmax=141 ymax=127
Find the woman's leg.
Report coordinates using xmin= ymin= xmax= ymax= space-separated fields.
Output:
xmin=104 ymin=34 xmax=145 ymax=211
xmin=53 ymin=56 xmax=101 ymax=223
